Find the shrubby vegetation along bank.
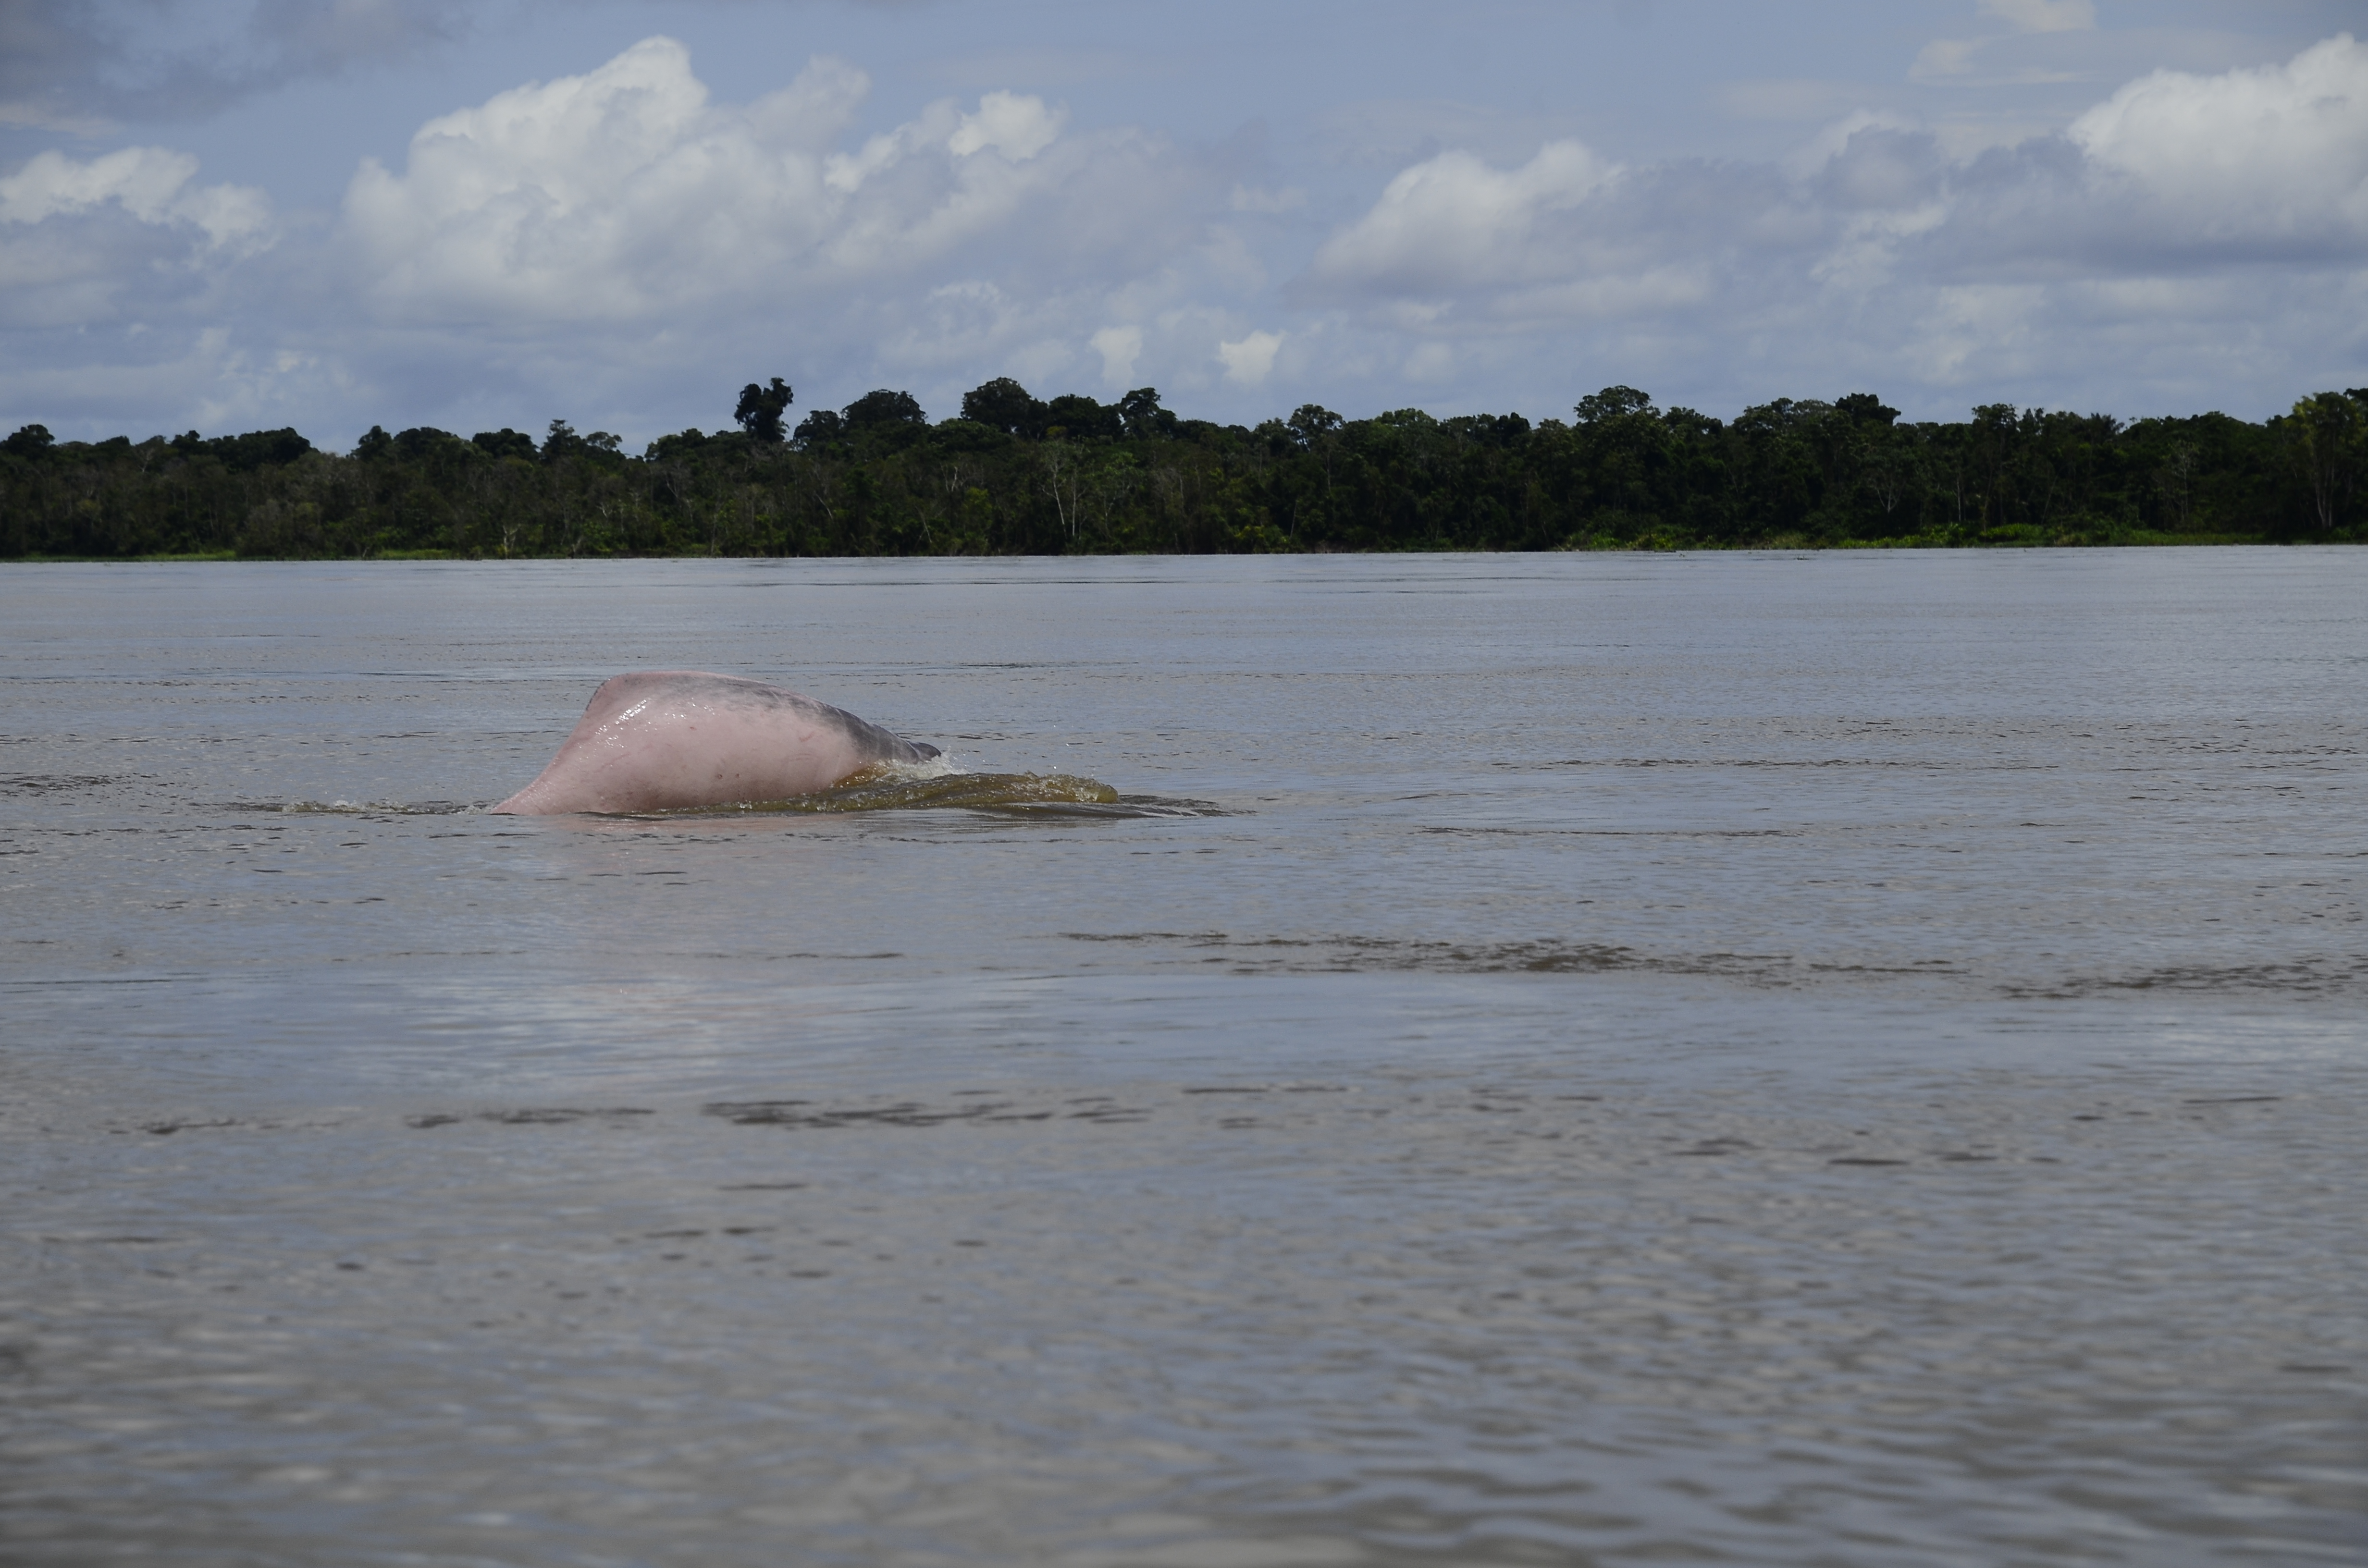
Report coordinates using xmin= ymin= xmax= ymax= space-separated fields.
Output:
xmin=4 ymin=380 xmax=2364 ymax=559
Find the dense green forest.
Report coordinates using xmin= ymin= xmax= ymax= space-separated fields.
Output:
xmin=3 ymin=379 xmax=2363 ymax=559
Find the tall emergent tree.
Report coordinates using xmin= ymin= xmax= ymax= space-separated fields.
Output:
xmin=1 ymin=424 xmax=55 ymax=458
xmin=960 ymin=378 xmax=1046 ymax=437
xmin=843 ymin=389 xmax=927 ymax=431
xmin=2283 ymin=390 xmax=2367 ymax=532
xmin=735 ymin=378 xmax=795 ymax=445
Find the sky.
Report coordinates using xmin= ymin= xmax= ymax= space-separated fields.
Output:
xmin=2 ymin=0 xmax=2364 ymax=449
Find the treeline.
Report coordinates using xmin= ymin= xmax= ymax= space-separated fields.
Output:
xmin=3 ymin=380 xmax=2363 ymax=559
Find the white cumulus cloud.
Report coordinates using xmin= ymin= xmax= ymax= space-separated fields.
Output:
xmin=1305 ymin=141 xmax=1616 ymax=295
xmin=0 ymin=146 xmax=274 ymax=331
xmin=949 ymin=91 xmax=1065 ymax=160
xmin=1217 ymin=329 xmax=1282 ymax=385
xmin=343 ymin=38 xmax=857 ymax=320
xmin=0 ymin=146 xmax=271 ymax=248
xmin=2068 ymin=33 xmax=2368 ymax=240
xmin=1090 ymin=324 xmax=1142 ymax=386
xmin=338 ymin=36 xmax=1195 ymax=331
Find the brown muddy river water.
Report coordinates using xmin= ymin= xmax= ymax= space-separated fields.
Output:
xmin=2 ymin=551 xmax=2362 ymax=1566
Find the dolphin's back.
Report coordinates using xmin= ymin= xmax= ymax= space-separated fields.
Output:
xmin=604 ymin=673 xmax=937 ymax=765
xmin=492 ymin=671 xmax=938 ymax=813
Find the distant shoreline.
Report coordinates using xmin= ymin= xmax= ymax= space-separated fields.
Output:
xmin=1 ymin=537 xmax=2336 ymax=565
xmin=7 ymin=382 xmax=2361 ymax=558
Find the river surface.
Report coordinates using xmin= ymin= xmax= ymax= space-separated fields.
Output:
xmin=2 ymin=551 xmax=2362 ymax=1567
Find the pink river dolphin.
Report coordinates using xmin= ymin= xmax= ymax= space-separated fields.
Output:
xmin=490 ymin=671 xmax=941 ymax=815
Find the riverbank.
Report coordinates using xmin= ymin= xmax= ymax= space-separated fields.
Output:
xmin=7 ymin=384 xmax=2358 ymax=559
